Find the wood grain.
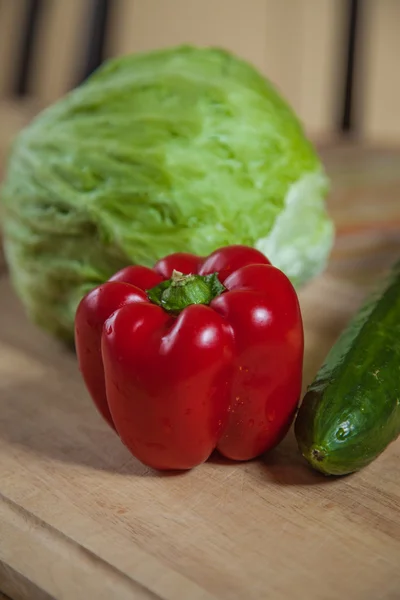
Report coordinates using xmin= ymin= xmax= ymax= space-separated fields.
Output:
xmin=1 ymin=146 xmax=400 ymax=599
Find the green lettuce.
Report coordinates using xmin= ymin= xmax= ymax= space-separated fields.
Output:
xmin=1 ymin=46 xmax=333 ymax=341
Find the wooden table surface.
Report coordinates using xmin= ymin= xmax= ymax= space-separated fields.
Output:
xmin=1 ymin=144 xmax=400 ymax=600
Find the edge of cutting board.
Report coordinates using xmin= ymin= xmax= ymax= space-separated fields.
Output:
xmin=0 ymin=493 xmax=217 ymax=600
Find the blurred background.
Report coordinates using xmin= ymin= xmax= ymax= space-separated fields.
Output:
xmin=0 ymin=0 xmax=399 ymax=167
xmin=0 ymin=0 xmax=399 ymax=279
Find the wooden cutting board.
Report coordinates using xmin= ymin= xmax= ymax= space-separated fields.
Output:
xmin=1 ymin=145 xmax=400 ymax=600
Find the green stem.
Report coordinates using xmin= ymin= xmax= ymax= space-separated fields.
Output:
xmin=147 ymin=270 xmax=225 ymax=313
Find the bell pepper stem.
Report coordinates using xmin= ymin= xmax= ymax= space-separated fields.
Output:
xmin=147 ymin=271 xmax=225 ymax=313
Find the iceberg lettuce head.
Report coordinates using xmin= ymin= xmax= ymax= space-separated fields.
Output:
xmin=1 ymin=46 xmax=334 ymax=341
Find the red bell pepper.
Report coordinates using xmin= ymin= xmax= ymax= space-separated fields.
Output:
xmin=75 ymin=245 xmax=303 ymax=470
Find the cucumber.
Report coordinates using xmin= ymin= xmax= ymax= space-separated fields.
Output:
xmin=295 ymin=261 xmax=400 ymax=476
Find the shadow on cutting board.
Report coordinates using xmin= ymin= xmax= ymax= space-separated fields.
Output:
xmin=0 ymin=376 xmax=186 ymax=479
xmin=208 ymin=429 xmax=338 ymax=487
xmin=0 ymin=368 xmax=334 ymax=485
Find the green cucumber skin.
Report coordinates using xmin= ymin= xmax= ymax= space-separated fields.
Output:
xmin=295 ymin=261 xmax=400 ymax=476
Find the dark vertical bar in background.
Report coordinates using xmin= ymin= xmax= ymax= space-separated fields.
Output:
xmin=78 ymin=0 xmax=112 ymax=83
xmin=12 ymin=0 xmax=44 ymax=97
xmin=340 ymin=0 xmax=361 ymax=134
